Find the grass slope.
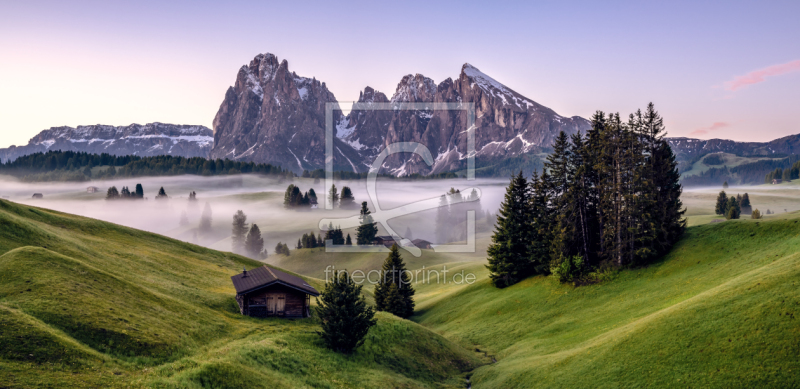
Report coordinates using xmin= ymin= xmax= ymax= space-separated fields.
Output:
xmin=413 ymin=216 xmax=800 ymax=388
xmin=0 ymin=199 xmax=479 ymax=388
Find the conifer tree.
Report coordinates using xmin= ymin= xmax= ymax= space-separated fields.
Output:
xmin=340 ymin=186 xmax=355 ymax=208
xmin=356 ymin=201 xmax=377 ymax=245
xmin=486 ymin=171 xmax=533 ymax=288
xmin=106 ymin=186 xmax=120 ymax=200
xmin=345 ymin=234 xmax=352 ymax=245
xmin=328 ymin=184 xmax=339 ymax=208
xmin=374 ymin=244 xmax=415 ymax=318
xmin=725 ymin=197 xmax=741 ymax=220
xmin=751 ymin=209 xmax=762 ymax=219
xmin=715 ymin=191 xmax=729 ymax=215
xmin=723 ymin=181 xmax=729 ymax=188
xmin=135 ymin=184 xmax=144 ymax=198
xmin=316 ymin=271 xmax=376 ymax=354
xmin=245 ymin=224 xmax=264 ymax=258
xmin=156 ymin=187 xmax=168 ymax=200
xmin=740 ymin=193 xmax=752 ymax=214
xmin=231 ymin=210 xmax=248 ymax=254
xmin=199 ymin=202 xmax=212 ymax=233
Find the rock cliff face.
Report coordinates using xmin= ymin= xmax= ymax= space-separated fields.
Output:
xmin=209 ymin=53 xmax=359 ymax=174
xmin=0 ymin=123 xmax=212 ymax=163
xmin=211 ymin=53 xmax=591 ymax=175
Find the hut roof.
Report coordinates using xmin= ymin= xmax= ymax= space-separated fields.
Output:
xmin=231 ymin=265 xmax=319 ymax=296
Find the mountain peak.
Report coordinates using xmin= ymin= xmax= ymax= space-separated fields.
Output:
xmin=391 ymin=73 xmax=436 ymax=103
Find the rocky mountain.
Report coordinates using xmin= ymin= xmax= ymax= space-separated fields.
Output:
xmin=668 ymin=134 xmax=800 ymax=162
xmin=0 ymin=123 xmax=213 ymax=163
xmin=210 ymin=53 xmax=360 ymax=174
xmin=211 ymin=53 xmax=591 ymax=175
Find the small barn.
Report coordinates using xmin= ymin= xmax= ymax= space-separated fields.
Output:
xmin=231 ymin=266 xmax=319 ymax=318
xmin=86 ymin=186 xmax=100 ymax=193
xmin=374 ymin=236 xmax=397 ymax=247
xmin=772 ymin=179 xmax=782 ymax=185
xmin=32 ymin=193 xmax=43 ymax=199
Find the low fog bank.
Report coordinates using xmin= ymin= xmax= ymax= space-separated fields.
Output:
xmin=0 ymin=174 xmax=510 ymax=256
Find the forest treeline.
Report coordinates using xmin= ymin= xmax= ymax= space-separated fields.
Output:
xmin=681 ymin=154 xmax=800 ymax=187
xmin=488 ymin=104 xmax=685 ymax=287
xmin=0 ymin=150 xmax=294 ymax=181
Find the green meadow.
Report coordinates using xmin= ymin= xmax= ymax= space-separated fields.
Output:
xmin=1 ymin=179 xmax=799 ymax=388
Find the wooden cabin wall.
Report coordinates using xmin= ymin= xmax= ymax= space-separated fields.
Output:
xmin=242 ymin=284 xmax=307 ymax=317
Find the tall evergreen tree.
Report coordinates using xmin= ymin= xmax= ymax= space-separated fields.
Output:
xmin=245 ymin=224 xmax=264 ymax=258
xmin=328 ymin=184 xmax=339 ymax=208
xmin=340 ymin=186 xmax=355 ymax=208
xmin=374 ymin=244 xmax=415 ymax=318
xmin=345 ymin=234 xmax=352 ymax=245
xmin=715 ymin=191 xmax=729 ymax=215
xmin=199 ymin=202 xmax=213 ymax=233
xmin=486 ymin=171 xmax=533 ymax=288
xmin=135 ymin=183 xmax=144 ymax=198
xmin=231 ymin=210 xmax=248 ymax=254
xmin=316 ymin=271 xmax=376 ymax=354
xmin=356 ymin=201 xmax=378 ymax=245
xmin=156 ymin=187 xmax=168 ymax=200
xmin=725 ymin=197 xmax=741 ymax=220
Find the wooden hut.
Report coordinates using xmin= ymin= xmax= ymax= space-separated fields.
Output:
xmin=86 ymin=186 xmax=100 ymax=193
xmin=31 ymin=193 xmax=43 ymax=199
xmin=231 ymin=266 xmax=319 ymax=318
xmin=412 ymin=239 xmax=433 ymax=249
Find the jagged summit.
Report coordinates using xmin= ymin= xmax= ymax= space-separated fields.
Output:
xmin=211 ymin=53 xmax=591 ymax=175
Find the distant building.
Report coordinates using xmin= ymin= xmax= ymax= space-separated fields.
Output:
xmin=374 ymin=236 xmax=397 ymax=248
xmin=86 ymin=186 xmax=100 ymax=193
xmin=411 ymin=239 xmax=433 ymax=249
xmin=310 ymin=197 xmax=318 ymax=209
xmin=231 ymin=266 xmax=319 ymax=318
xmin=772 ymin=179 xmax=782 ymax=185
xmin=32 ymin=193 xmax=43 ymax=199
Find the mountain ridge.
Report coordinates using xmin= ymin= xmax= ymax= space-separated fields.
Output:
xmin=0 ymin=122 xmax=213 ymax=163
xmin=211 ymin=53 xmax=592 ymax=175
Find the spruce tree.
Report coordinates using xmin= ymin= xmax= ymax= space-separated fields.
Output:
xmin=715 ymin=191 xmax=729 ymax=215
xmin=740 ymin=193 xmax=752 ymax=214
xmin=231 ymin=210 xmax=248 ymax=254
xmin=199 ymin=202 xmax=213 ymax=233
xmin=316 ymin=271 xmax=376 ymax=354
xmin=356 ymin=201 xmax=377 ymax=245
xmin=346 ymin=234 xmax=352 ymax=245
xmin=751 ymin=209 xmax=762 ymax=219
xmin=374 ymin=244 xmax=415 ymax=318
xmin=135 ymin=184 xmax=144 ymax=198
xmin=340 ymin=186 xmax=355 ymax=208
xmin=725 ymin=197 xmax=741 ymax=220
xmin=245 ymin=224 xmax=264 ymax=258
xmin=486 ymin=171 xmax=532 ymax=288
xmin=723 ymin=181 xmax=729 ymax=189
xmin=328 ymin=184 xmax=339 ymax=208
xmin=156 ymin=187 xmax=168 ymax=200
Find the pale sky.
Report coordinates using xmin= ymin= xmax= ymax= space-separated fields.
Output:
xmin=1 ymin=0 xmax=798 ymax=148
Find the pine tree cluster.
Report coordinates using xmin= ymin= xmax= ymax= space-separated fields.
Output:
xmin=105 ymin=184 xmax=145 ymax=200
xmin=283 ymin=184 xmax=318 ymax=209
xmin=487 ymin=104 xmax=686 ymax=287
xmin=274 ymin=242 xmax=290 ymax=256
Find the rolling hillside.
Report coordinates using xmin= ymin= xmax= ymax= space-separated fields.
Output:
xmin=0 ymin=199 xmax=480 ymax=388
xmin=412 ymin=215 xmax=800 ymax=388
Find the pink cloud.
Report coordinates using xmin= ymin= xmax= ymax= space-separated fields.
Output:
xmin=725 ymin=59 xmax=800 ymax=91
xmin=690 ymin=122 xmax=729 ymax=136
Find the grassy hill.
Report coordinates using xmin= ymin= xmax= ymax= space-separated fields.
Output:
xmin=412 ymin=215 xmax=800 ymax=388
xmin=0 ymin=199 xmax=480 ymax=388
